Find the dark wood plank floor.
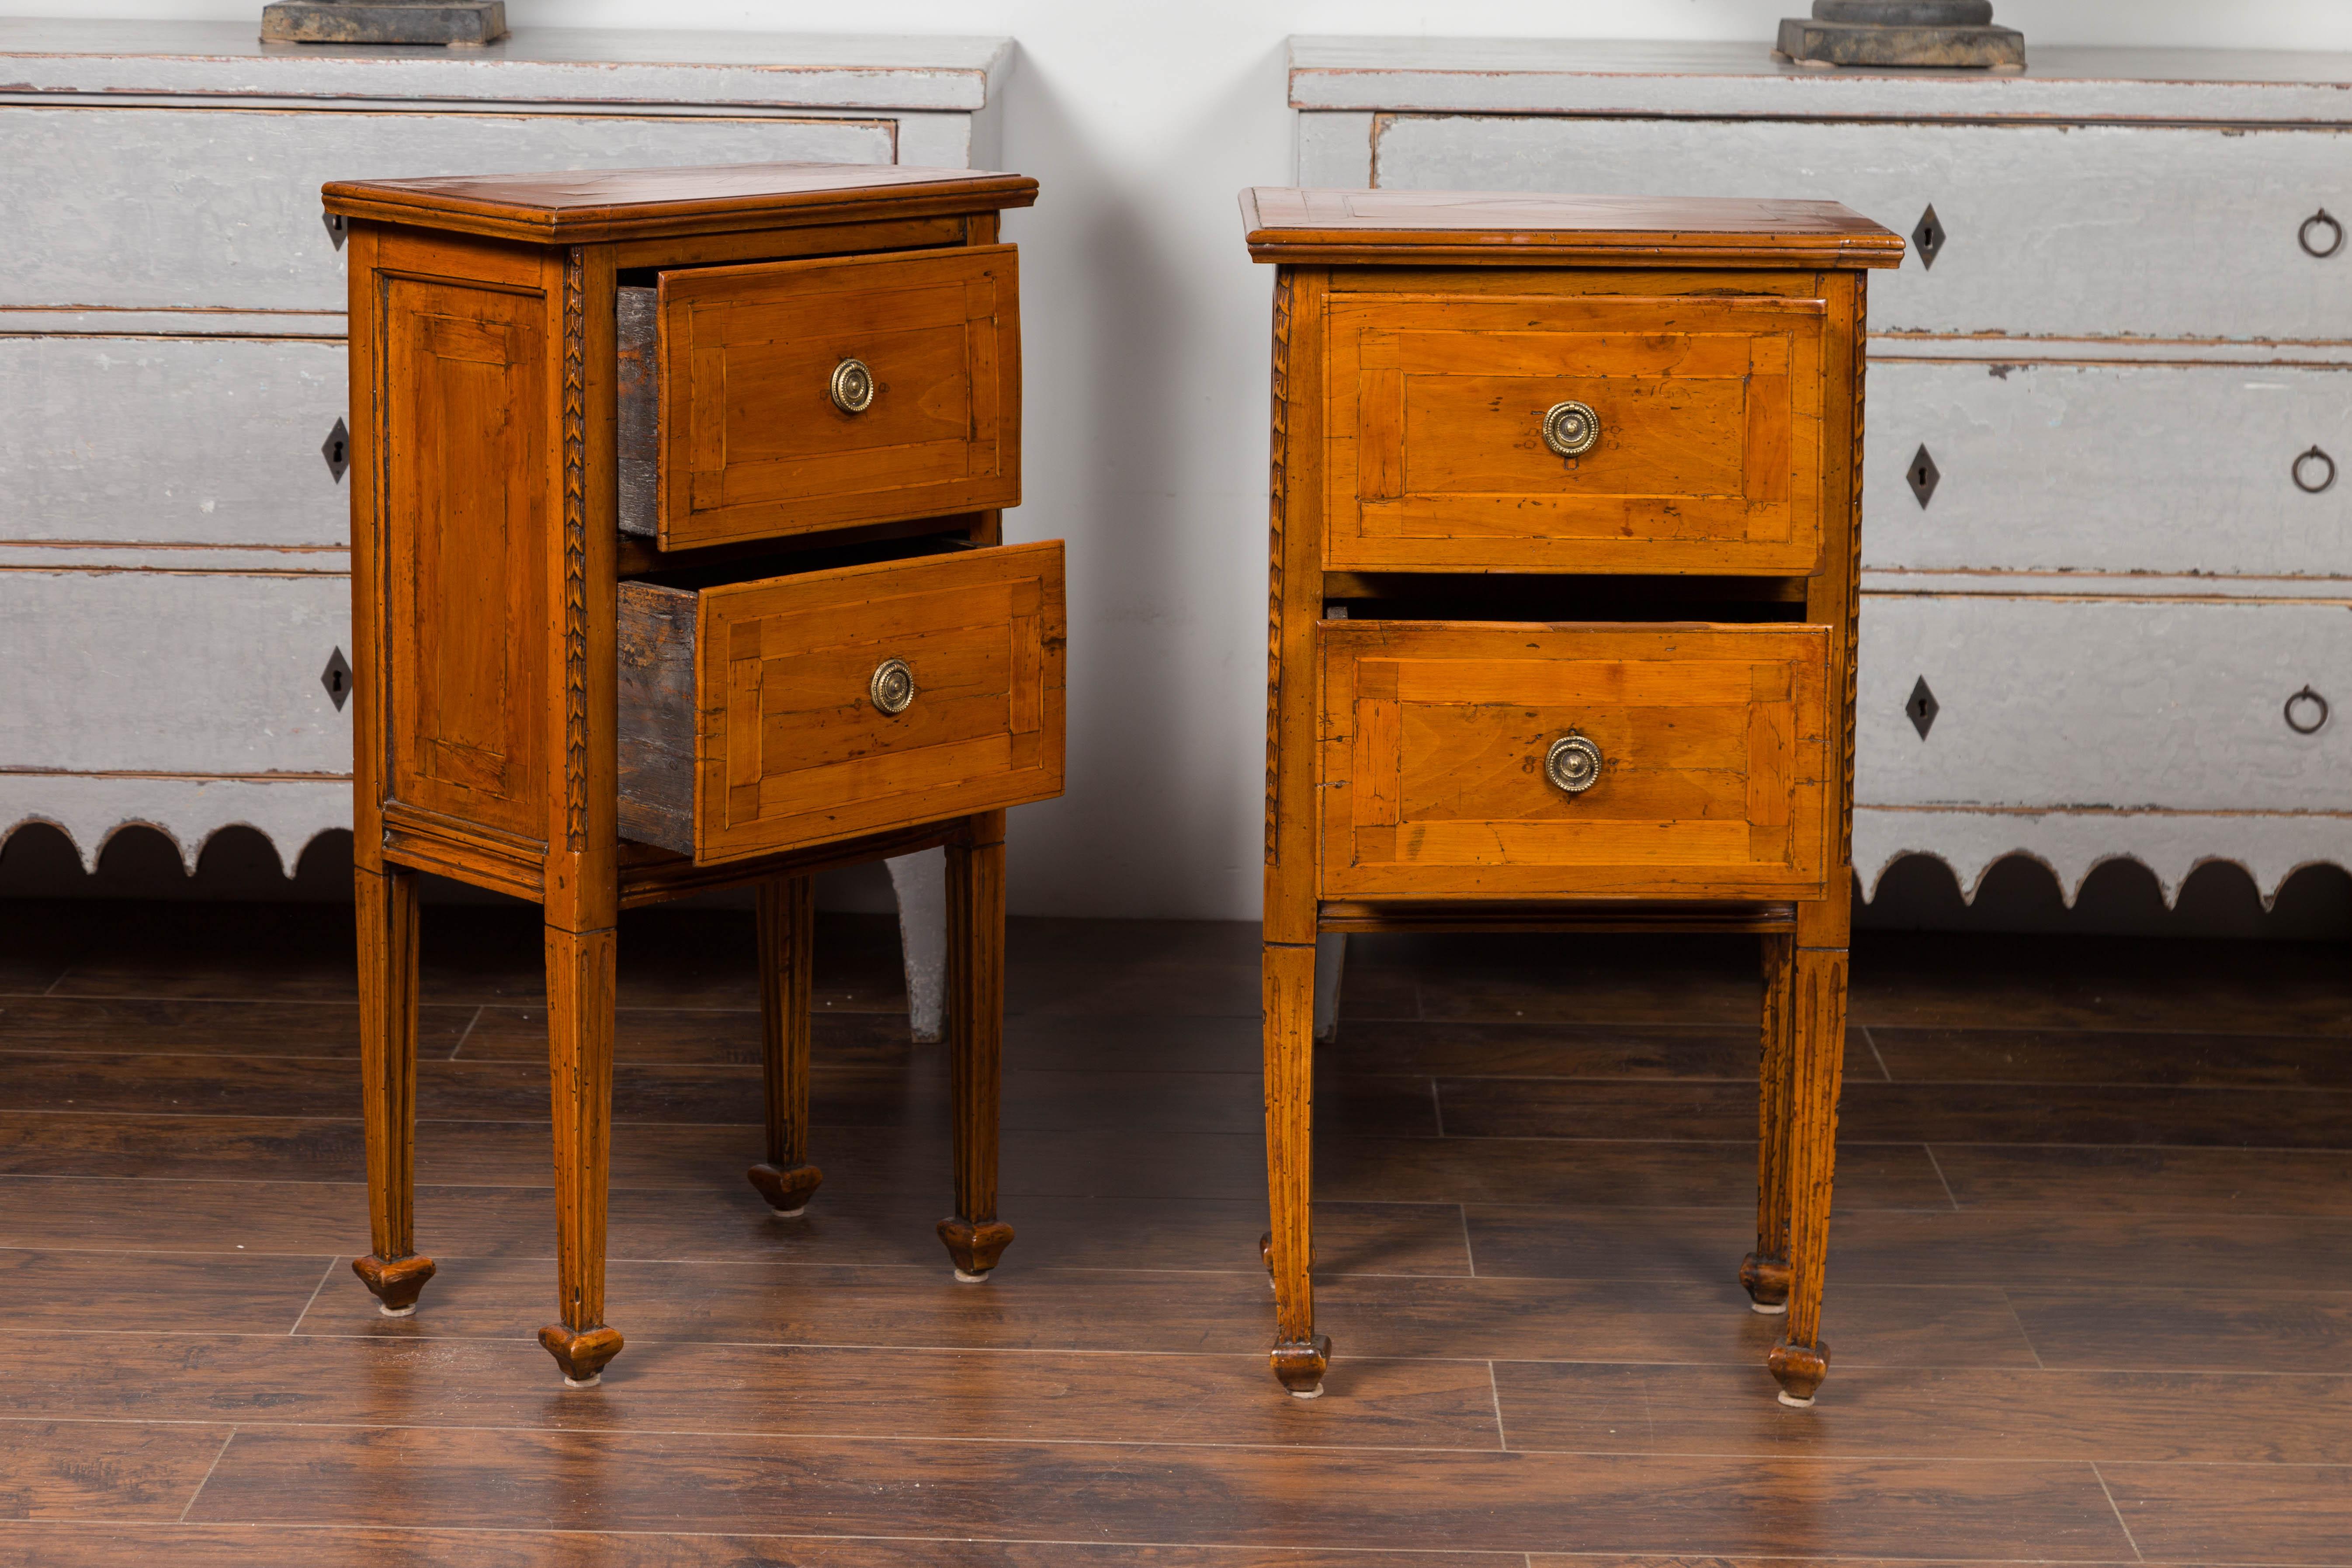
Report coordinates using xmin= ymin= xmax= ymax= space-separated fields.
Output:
xmin=3 ymin=900 xmax=2349 ymax=1565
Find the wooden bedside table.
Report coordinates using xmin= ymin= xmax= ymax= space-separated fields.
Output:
xmin=326 ymin=163 xmax=1062 ymax=1385
xmin=1245 ymin=188 xmax=1901 ymax=1405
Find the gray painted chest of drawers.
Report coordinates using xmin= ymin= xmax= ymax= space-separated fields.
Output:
xmin=1291 ymin=38 xmax=2352 ymax=911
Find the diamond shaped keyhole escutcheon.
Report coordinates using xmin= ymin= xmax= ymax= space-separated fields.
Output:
xmin=1906 ymin=676 xmax=1939 ymax=740
xmin=323 ymin=210 xmax=348 ymax=250
xmin=322 ymin=647 xmax=353 ymax=712
xmin=1912 ymin=204 xmax=1945 ymax=271
xmin=1906 ymin=444 xmax=1940 ymax=509
xmin=323 ymin=418 xmax=350 ymax=483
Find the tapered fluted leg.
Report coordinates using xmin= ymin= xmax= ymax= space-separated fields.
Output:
xmin=747 ymin=876 xmax=824 ymax=1217
xmin=354 ymin=867 xmax=435 ymax=1316
xmin=1769 ymin=944 xmax=1850 ymax=1407
xmin=1263 ymin=938 xmax=1328 ymax=1397
xmin=937 ymin=813 xmax=1014 ymax=1281
xmin=538 ymin=922 xmax=623 ymax=1387
xmin=1742 ymin=933 xmax=1796 ymax=1315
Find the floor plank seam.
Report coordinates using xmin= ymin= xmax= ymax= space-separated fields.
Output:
xmin=1921 ymin=1144 xmax=1961 ymax=1211
xmin=448 ymin=1004 xmax=484 ymax=1060
xmin=1862 ymin=1024 xmax=1896 ymax=1082
xmin=287 ymin=1254 xmax=340 ymax=1333
xmin=2090 ymin=1461 xmax=2146 ymax=1562
xmin=1487 ymin=1360 xmax=1507 ymax=1452
xmin=175 ymin=1426 xmax=236 ymax=1524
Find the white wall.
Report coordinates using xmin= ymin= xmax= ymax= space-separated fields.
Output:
xmin=11 ymin=0 xmax=2349 ymax=917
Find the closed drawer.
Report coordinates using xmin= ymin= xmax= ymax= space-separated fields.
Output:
xmin=1368 ymin=115 xmax=2352 ymax=340
xmin=0 ymin=570 xmax=349 ymax=774
xmin=1857 ymin=593 xmax=2352 ymax=814
xmin=1325 ymin=292 xmax=1827 ymax=574
xmin=0 ymin=335 xmax=345 ymax=548
xmin=1319 ymin=621 xmax=1835 ymax=899
xmin=617 ymin=540 xmax=1063 ymax=863
xmin=618 ymin=245 xmax=1019 ymax=550
xmin=1866 ymin=358 xmax=2352 ymax=578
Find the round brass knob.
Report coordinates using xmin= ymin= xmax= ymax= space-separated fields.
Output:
xmin=869 ymin=658 xmax=914 ymax=715
xmin=830 ymin=357 xmax=876 ymax=414
xmin=1544 ymin=732 xmax=1602 ymax=794
xmin=2300 ymin=208 xmax=2345 ymax=260
xmin=1541 ymin=400 xmax=1601 ymax=458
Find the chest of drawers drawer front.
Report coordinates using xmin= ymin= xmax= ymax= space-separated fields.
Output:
xmin=0 ymin=570 xmax=349 ymax=774
xmin=1325 ymin=294 xmax=1826 ymax=575
xmin=627 ymin=245 xmax=1020 ymax=550
xmin=618 ymin=541 xmax=1064 ymax=863
xmin=0 ymin=336 xmax=346 ymax=548
xmin=1866 ymin=358 xmax=2352 ymax=578
xmin=1368 ymin=115 xmax=2351 ymax=340
xmin=0 ymin=108 xmax=896 ymax=311
xmin=1319 ymin=621 xmax=1835 ymax=899
xmin=1857 ymin=594 xmax=2352 ymax=813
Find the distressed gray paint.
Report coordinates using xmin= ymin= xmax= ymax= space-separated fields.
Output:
xmin=0 ymin=108 xmax=895 ymax=311
xmin=0 ymin=570 xmax=350 ymax=774
xmin=1367 ymin=114 xmax=2351 ymax=340
xmin=0 ymin=21 xmax=1012 ymax=112
xmin=1289 ymin=37 xmax=2352 ymax=124
xmin=1866 ymin=359 xmax=2352 ymax=577
xmin=0 ymin=336 xmax=347 ymax=547
xmin=1857 ymin=593 xmax=2352 ymax=813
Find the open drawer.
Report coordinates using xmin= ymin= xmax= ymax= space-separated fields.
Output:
xmin=1319 ymin=620 xmax=1835 ymax=899
xmin=618 ymin=540 xmax=1064 ymax=864
xmin=618 ymin=244 xmax=1020 ymax=550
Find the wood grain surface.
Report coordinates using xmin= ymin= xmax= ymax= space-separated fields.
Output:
xmin=3 ymin=900 xmax=2346 ymax=1563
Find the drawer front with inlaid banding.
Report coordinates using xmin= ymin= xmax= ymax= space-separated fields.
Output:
xmin=1318 ymin=621 xmax=1835 ymax=899
xmin=1324 ymin=291 xmax=1827 ymax=575
xmin=618 ymin=541 xmax=1064 ymax=863
xmin=621 ymin=244 xmax=1020 ymax=550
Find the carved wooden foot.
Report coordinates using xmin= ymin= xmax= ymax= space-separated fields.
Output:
xmin=747 ymin=1162 xmax=824 ymax=1218
xmin=1271 ymin=1335 xmax=1332 ymax=1399
xmin=938 ymin=1217 xmax=1015 ymax=1282
xmin=1769 ymin=1336 xmax=1830 ymax=1406
xmin=352 ymin=1252 xmax=437 ymax=1317
xmin=538 ymin=1323 xmax=625 ymax=1387
xmin=1741 ymin=1252 xmax=1791 ymax=1315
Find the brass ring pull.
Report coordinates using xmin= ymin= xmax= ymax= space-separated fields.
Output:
xmin=830 ymin=357 xmax=876 ymax=414
xmin=2286 ymin=686 xmax=2330 ymax=735
xmin=2293 ymin=446 xmax=2337 ymax=494
xmin=869 ymin=657 xmax=914 ymax=715
xmin=1541 ymin=400 xmax=1601 ymax=458
xmin=1544 ymin=732 xmax=1602 ymax=794
xmin=2301 ymin=209 xmax=2345 ymax=260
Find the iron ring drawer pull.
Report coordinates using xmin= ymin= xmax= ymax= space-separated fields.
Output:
xmin=869 ymin=657 xmax=915 ymax=715
xmin=2301 ymin=209 xmax=2345 ymax=259
xmin=1541 ymin=400 xmax=1601 ymax=458
xmin=830 ymin=357 xmax=877 ymax=414
xmin=2286 ymin=686 xmax=2330 ymax=735
xmin=2293 ymin=446 xmax=2337 ymax=494
xmin=1544 ymin=732 xmax=1603 ymax=794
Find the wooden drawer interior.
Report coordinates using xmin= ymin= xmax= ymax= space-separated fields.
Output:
xmin=1318 ymin=620 xmax=1834 ymax=900
xmin=1323 ymin=291 xmax=1826 ymax=576
xmin=618 ymin=244 xmax=1020 ymax=550
xmin=618 ymin=538 xmax=1064 ymax=863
